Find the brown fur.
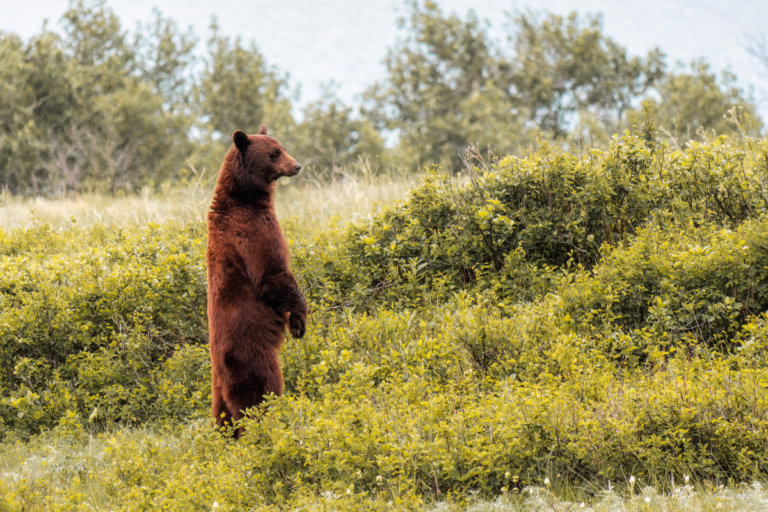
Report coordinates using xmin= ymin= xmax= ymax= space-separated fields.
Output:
xmin=206 ymin=125 xmax=307 ymax=437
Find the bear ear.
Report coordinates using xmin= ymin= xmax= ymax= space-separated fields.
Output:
xmin=258 ymin=124 xmax=268 ymax=136
xmin=232 ymin=130 xmax=250 ymax=152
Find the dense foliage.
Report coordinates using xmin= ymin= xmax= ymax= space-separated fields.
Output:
xmin=302 ymin=114 xmax=768 ymax=311
xmin=0 ymin=221 xmax=209 ymax=435
xmin=0 ymin=2 xmax=195 ymax=194
xmin=2 ymin=130 xmax=768 ymax=509
xmin=0 ymin=0 xmax=763 ymax=194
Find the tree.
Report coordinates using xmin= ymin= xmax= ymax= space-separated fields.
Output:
xmin=633 ymin=61 xmax=762 ymax=142
xmin=366 ymin=3 xmax=666 ymax=170
xmin=0 ymin=30 xmax=77 ymax=192
xmin=197 ymin=22 xmax=295 ymax=141
xmin=364 ymin=1 xmax=528 ymax=171
xmin=289 ymin=86 xmax=385 ymax=178
xmin=503 ymin=11 xmax=665 ymax=140
xmin=133 ymin=9 xmax=198 ymax=113
xmin=58 ymin=0 xmax=192 ymax=192
xmin=0 ymin=0 xmax=193 ymax=194
xmin=746 ymin=33 xmax=768 ymax=80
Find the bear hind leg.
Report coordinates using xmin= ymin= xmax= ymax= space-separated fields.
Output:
xmin=212 ymin=370 xmax=235 ymax=432
xmin=221 ymin=368 xmax=283 ymax=439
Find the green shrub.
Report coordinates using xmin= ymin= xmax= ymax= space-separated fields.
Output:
xmin=0 ymin=221 xmax=209 ymax=437
xmin=1 ymin=325 xmax=767 ymax=509
xmin=4 ymin=130 xmax=768 ymax=437
xmin=300 ymin=126 xmax=768 ymax=309
xmin=559 ymin=219 xmax=768 ymax=347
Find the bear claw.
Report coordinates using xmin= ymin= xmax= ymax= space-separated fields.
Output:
xmin=289 ymin=315 xmax=306 ymax=338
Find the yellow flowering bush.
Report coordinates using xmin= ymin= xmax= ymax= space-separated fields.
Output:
xmin=1 ymin=127 xmax=768 ymax=509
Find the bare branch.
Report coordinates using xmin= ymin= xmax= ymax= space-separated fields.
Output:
xmin=38 ymin=123 xmax=143 ymax=194
xmin=745 ymin=32 xmax=768 ymax=76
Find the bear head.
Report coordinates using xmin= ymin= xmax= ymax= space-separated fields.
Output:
xmin=228 ymin=125 xmax=301 ymax=190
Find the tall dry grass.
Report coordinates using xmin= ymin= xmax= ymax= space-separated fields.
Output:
xmin=0 ymin=165 xmax=418 ymax=231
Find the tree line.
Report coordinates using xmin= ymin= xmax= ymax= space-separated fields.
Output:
xmin=0 ymin=0 xmax=762 ymax=194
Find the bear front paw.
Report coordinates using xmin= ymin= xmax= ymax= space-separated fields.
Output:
xmin=289 ymin=314 xmax=306 ymax=338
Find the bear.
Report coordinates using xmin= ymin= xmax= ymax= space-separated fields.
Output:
xmin=206 ymin=124 xmax=308 ymax=437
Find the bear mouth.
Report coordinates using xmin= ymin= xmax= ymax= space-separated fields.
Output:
xmin=270 ymin=169 xmax=300 ymax=181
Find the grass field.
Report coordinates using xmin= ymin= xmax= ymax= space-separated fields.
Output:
xmin=1 ymin=133 xmax=768 ymax=510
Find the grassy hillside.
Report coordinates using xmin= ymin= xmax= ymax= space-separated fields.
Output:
xmin=1 ymin=126 xmax=768 ymax=510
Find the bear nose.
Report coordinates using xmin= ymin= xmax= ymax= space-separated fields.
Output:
xmin=292 ymin=163 xmax=301 ymax=173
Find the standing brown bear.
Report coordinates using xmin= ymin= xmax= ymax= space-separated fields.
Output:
xmin=206 ymin=125 xmax=307 ymax=436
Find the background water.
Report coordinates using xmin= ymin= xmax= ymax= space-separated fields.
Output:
xmin=2 ymin=0 xmax=768 ymax=120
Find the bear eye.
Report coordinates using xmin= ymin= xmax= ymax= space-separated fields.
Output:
xmin=270 ymin=150 xmax=281 ymax=161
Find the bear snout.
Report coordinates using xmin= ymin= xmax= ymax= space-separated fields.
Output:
xmin=291 ymin=163 xmax=302 ymax=175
